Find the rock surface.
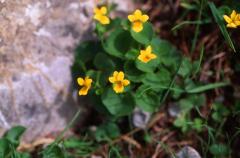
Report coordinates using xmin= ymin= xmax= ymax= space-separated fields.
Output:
xmin=0 ymin=0 xmax=133 ymax=141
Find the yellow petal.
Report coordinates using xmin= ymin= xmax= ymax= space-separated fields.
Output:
xmin=227 ymin=23 xmax=237 ymax=28
xmin=109 ymin=76 xmax=115 ymax=83
xmin=94 ymin=14 xmax=101 ymax=20
xmin=223 ymin=15 xmax=232 ymax=24
xmin=138 ymin=54 xmax=147 ymax=63
xmin=85 ymin=77 xmax=92 ymax=86
xmin=94 ymin=7 xmax=101 ymax=14
xmin=146 ymin=46 xmax=152 ymax=53
xmin=231 ymin=10 xmax=237 ymax=19
xmin=134 ymin=9 xmax=142 ymax=16
xmin=113 ymin=71 xmax=119 ymax=80
xmin=149 ymin=53 xmax=157 ymax=59
xmin=234 ymin=13 xmax=240 ymax=21
xmin=117 ymin=71 xmax=124 ymax=81
xmin=79 ymin=87 xmax=89 ymax=95
xmin=100 ymin=6 xmax=107 ymax=15
xmin=235 ymin=20 xmax=240 ymax=26
xmin=140 ymin=15 xmax=149 ymax=22
xmin=123 ymin=79 xmax=130 ymax=86
xmin=98 ymin=16 xmax=110 ymax=25
xmin=113 ymin=83 xmax=124 ymax=93
xmin=77 ymin=77 xmax=84 ymax=86
xmin=132 ymin=21 xmax=143 ymax=32
xmin=128 ymin=15 xmax=136 ymax=22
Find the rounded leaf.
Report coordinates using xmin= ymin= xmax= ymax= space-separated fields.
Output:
xmin=101 ymin=88 xmax=135 ymax=116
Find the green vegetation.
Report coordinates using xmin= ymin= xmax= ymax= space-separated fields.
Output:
xmin=3 ymin=0 xmax=240 ymax=157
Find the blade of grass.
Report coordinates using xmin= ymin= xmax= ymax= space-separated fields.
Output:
xmin=171 ymin=19 xmax=210 ymax=31
xmin=186 ymin=82 xmax=229 ymax=93
xmin=191 ymin=0 xmax=206 ymax=53
xmin=194 ymin=44 xmax=205 ymax=75
xmin=41 ymin=108 xmax=81 ymax=154
xmin=160 ymin=57 xmax=183 ymax=105
xmin=208 ymin=2 xmax=236 ymax=52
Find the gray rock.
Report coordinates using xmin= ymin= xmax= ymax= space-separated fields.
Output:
xmin=0 ymin=0 xmax=133 ymax=141
xmin=132 ymin=108 xmax=151 ymax=129
xmin=175 ymin=146 xmax=201 ymax=158
xmin=168 ymin=103 xmax=181 ymax=117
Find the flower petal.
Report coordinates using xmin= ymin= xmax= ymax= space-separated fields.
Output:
xmin=79 ymin=87 xmax=89 ymax=95
xmin=100 ymin=6 xmax=107 ymax=15
xmin=128 ymin=15 xmax=136 ymax=22
xmin=227 ymin=23 xmax=237 ymax=28
xmin=99 ymin=16 xmax=110 ymax=24
xmin=223 ymin=15 xmax=232 ymax=24
xmin=85 ymin=77 xmax=92 ymax=86
xmin=134 ymin=9 xmax=142 ymax=16
xmin=94 ymin=7 xmax=101 ymax=14
xmin=117 ymin=71 xmax=124 ymax=81
xmin=113 ymin=83 xmax=124 ymax=93
xmin=132 ymin=22 xmax=143 ymax=32
xmin=123 ymin=79 xmax=130 ymax=86
xmin=146 ymin=46 xmax=152 ymax=53
xmin=138 ymin=54 xmax=148 ymax=63
xmin=235 ymin=20 xmax=240 ymax=26
xmin=140 ymin=15 xmax=149 ymax=22
xmin=109 ymin=76 xmax=115 ymax=83
xmin=149 ymin=53 xmax=157 ymax=59
xmin=77 ymin=77 xmax=84 ymax=86
xmin=230 ymin=10 xmax=237 ymax=19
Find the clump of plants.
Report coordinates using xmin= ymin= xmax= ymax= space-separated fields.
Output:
xmin=72 ymin=5 xmax=226 ymax=119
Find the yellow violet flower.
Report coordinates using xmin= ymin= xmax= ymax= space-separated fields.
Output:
xmin=128 ymin=9 xmax=149 ymax=32
xmin=109 ymin=71 xmax=130 ymax=93
xmin=77 ymin=76 xmax=92 ymax=96
xmin=138 ymin=45 xmax=157 ymax=63
xmin=94 ymin=6 xmax=110 ymax=25
xmin=223 ymin=10 xmax=240 ymax=28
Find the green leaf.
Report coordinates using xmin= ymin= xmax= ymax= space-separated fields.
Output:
xmin=192 ymin=118 xmax=203 ymax=132
xmin=95 ymin=122 xmax=120 ymax=142
xmin=135 ymin=85 xmax=160 ymax=112
xmin=130 ymin=22 xmax=154 ymax=45
xmin=211 ymin=103 xmax=230 ymax=122
xmin=63 ymin=138 xmax=96 ymax=156
xmin=179 ymin=94 xmax=205 ymax=112
xmin=142 ymin=68 xmax=171 ymax=91
xmin=42 ymin=145 xmax=65 ymax=158
xmin=125 ymin=49 xmax=139 ymax=60
xmin=75 ymin=41 xmax=101 ymax=63
xmin=208 ymin=2 xmax=236 ymax=52
xmin=93 ymin=53 xmax=115 ymax=72
xmin=0 ymin=139 xmax=10 ymax=157
xmin=4 ymin=126 xmax=26 ymax=147
xmin=210 ymin=144 xmax=230 ymax=156
xmin=88 ymin=94 xmax=112 ymax=116
xmin=121 ymin=19 xmax=131 ymax=30
xmin=173 ymin=115 xmax=189 ymax=133
xmin=104 ymin=29 xmax=133 ymax=58
xmin=178 ymin=57 xmax=192 ymax=77
xmin=124 ymin=61 xmax=145 ymax=82
xmin=101 ymin=88 xmax=135 ymax=116
xmin=150 ymin=38 xmax=181 ymax=71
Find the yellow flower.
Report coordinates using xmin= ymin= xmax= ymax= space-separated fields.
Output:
xmin=94 ymin=6 xmax=110 ymax=25
xmin=109 ymin=71 xmax=130 ymax=93
xmin=223 ymin=10 xmax=240 ymax=28
xmin=128 ymin=9 xmax=149 ymax=32
xmin=77 ymin=77 xmax=92 ymax=96
xmin=138 ymin=45 xmax=157 ymax=63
